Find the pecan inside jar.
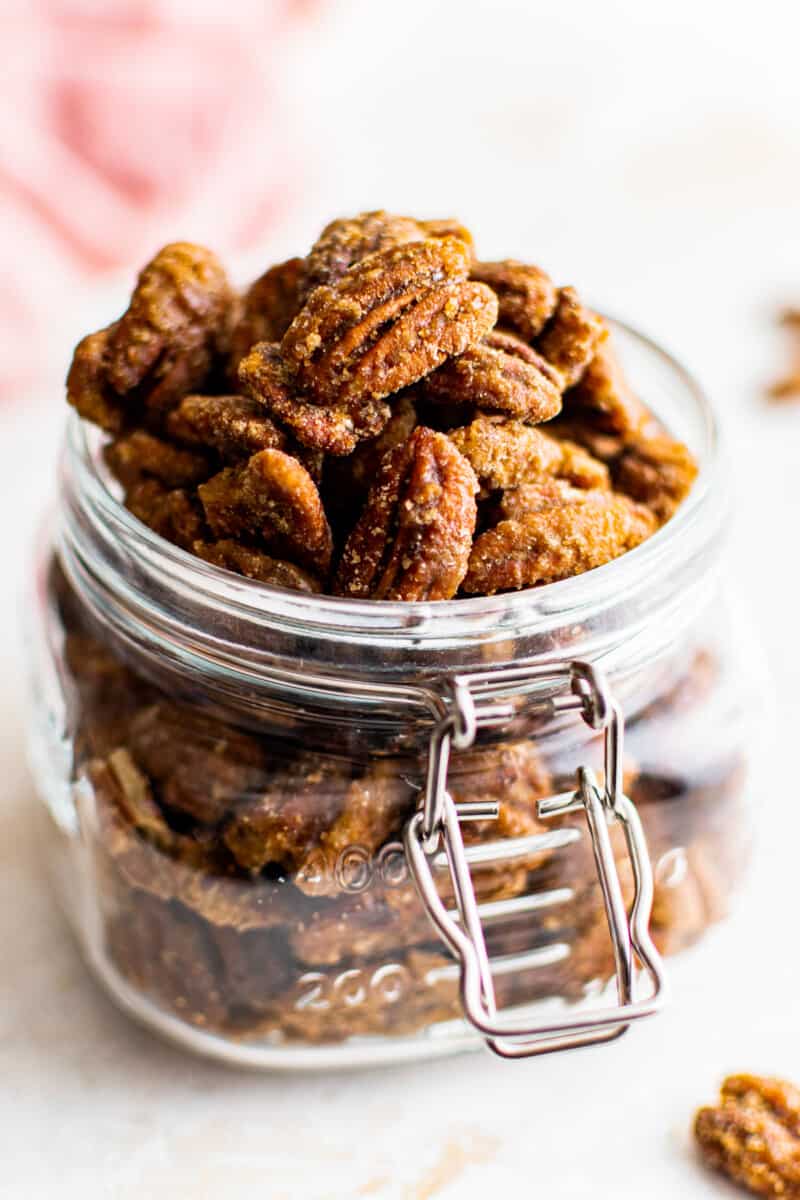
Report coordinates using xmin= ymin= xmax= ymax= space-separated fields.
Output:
xmin=65 ymin=211 xmax=698 ymax=597
xmin=335 ymin=426 xmax=478 ymax=600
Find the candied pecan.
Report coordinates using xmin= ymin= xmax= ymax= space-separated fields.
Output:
xmin=424 ymin=328 xmax=563 ymax=421
xmin=124 ymin=479 xmax=207 ymax=550
xmin=536 ymin=287 xmax=606 ymax=387
xmin=104 ymin=430 xmax=212 ymax=489
xmin=768 ymin=308 xmax=800 ymax=402
xmin=493 ymin=477 xmax=585 ymax=523
xmin=193 ymin=540 xmax=321 ymax=592
xmin=463 ymin=488 xmax=657 ymax=594
xmin=222 ymin=757 xmax=349 ymax=873
xmin=347 ymin=392 xmax=418 ymax=492
xmin=166 ymin=393 xmax=287 ymax=461
xmin=92 ymin=759 xmax=300 ymax=931
xmin=301 ymin=210 xmax=428 ymax=299
xmin=421 ymin=217 xmax=476 ymax=254
xmin=447 ymin=415 xmax=602 ymax=497
xmin=107 ymin=242 xmax=233 ymax=415
xmin=546 ymin=415 xmax=626 ymax=464
xmin=695 ymin=1075 xmax=800 ymax=1197
xmin=470 ymin=260 xmax=557 ymax=341
xmin=198 ymin=447 xmax=333 ymax=574
xmin=282 ymin=237 xmax=497 ymax=406
xmin=229 ymin=256 xmax=304 ymax=371
xmin=295 ymin=762 xmax=416 ymax=897
xmin=565 ymin=339 xmax=649 ymax=435
xmin=612 ymin=432 xmax=698 ymax=524
xmin=66 ymin=324 xmax=125 ymax=433
xmin=239 ymin=341 xmax=390 ymax=456
xmin=335 ymin=427 xmax=478 ymax=600
xmin=127 ymin=702 xmax=269 ymax=825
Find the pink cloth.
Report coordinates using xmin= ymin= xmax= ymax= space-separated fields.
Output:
xmin=0 ymin=0 xmax=313 ymax=396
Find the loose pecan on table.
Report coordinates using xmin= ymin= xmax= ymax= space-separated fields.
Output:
xmin=695 ymin=1075 xmax=800 ymax=1197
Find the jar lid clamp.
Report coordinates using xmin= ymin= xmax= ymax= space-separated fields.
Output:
xmin=404 ymin=660 xmax=668 ymax=1059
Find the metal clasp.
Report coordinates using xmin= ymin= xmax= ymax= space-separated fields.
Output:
xmin=403 ymin=659 xmax=667 ymax=1060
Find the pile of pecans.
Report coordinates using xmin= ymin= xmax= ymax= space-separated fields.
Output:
xmin=67 ymin=212 xmax=698 ymax=599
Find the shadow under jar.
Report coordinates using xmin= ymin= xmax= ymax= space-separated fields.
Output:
xmin=27 ymin=320 xmax=754 ymax=1069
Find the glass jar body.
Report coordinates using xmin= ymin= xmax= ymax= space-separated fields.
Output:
xmin=26 ymin=323 xmax=758 ymax=1068
xmin=27 ymin=544 xmax=754 ymax=1068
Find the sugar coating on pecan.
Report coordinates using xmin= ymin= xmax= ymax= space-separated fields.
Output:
xmin=494 ymin=477 xmax=591 ymax=523
xmin=565 ymin=339 xmax=649 ymax=435
xmin=463 ymin=488 xmax=656 ymax=594
xmin=193 ymin=540 xmax=321 ymax=593
xmin=124 ymin=479 xmax=207 ymax=550
xmin=536 ymin=287 xmax=607 ymax=387
xmin=347 ymin=392 xmax=419 ymax=492
xmin=448 ymin=415 xmax=608 ymax=494
xmin=424 ymin=329 xmax=563 ymax=421
xmin=301 ymin=211 xmax=429 ymax=300
xmin=470 ymin=260 xmax=557 ymax=342
xmin=166 ymin=393 xmax=287 ymax=460
xmin=335 ymin=426 xmax=478 ymax=601
xmin=104 ymin=430 xmax=213 ymax=489
xmin=198 ymin=448 xmax=333 ymax=575
xmin=282 ymin=237 xmax=497 ymax=406
xmin=108 ymin=242 xmax=233 ymax=412
xmin=229 ymin=256 xmax=304 ymax=373
xmin=238 ymin=341 xmax=390 ymax=455
xmin=695 ymin=1075 xmax=800 ymax=1198
xmin=67 ymin=324 xmax=125 ymax=433
xmin=613 ymin=432 xmax=699 ymax=525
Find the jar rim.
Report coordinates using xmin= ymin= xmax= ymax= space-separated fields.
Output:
xmin=61 ymin=316 xmax=724 ymax=648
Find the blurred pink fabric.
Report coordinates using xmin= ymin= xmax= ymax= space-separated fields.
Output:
xmin=0 ymin=0 xmax=314 ymax=397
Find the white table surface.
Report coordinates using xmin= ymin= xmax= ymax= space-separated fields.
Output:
xmin=3 ymin=2 xmax=800 ymax=1195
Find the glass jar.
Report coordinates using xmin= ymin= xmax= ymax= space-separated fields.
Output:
xmin=26 ymin=321 xmax=755 ymax=1069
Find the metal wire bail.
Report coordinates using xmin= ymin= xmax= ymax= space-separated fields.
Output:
xmin=403 ymin=659 xmax=667 ymax=1060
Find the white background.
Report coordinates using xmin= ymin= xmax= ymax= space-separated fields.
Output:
xmin=3 ymin=0 xmax=800 ymax=1195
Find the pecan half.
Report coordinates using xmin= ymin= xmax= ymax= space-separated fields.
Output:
xmin=222 ymin=757 xmax=350 ymax=873
xmin=301 ymin=210 xmax=428 ymax=300
xmin=565 ymin=339 xmax=649 ymax=435
xmin=335 ymin=427 xmax=478 ymax=600
xmin=104 ymin=430 xmax=213 ymax=489
xmin=347 ymin=392 xmax=419 ymax=492
xmin=229 ymin=256 xmax=304 ymax=373
xmin=66 ymin=324 xmax=125 ymax=433
xmin=193 ymin=540 xmax=321 ymax=592
xmin=238 ymin=341 xmax=390 ymax=455
xmin=108 ymin=242 xmax=233 ymax=413
xmin=536 ymin=287 xmax=606 ymax=387
xmin=613 ymin=432 xmax=698 ymax=524
xmin=448 ymin=415 xmax=608 ymax=494
xmin=198 ymin=448 xmax=333 ymax=575
xmin=124 ymin=479 xmax=207 ymax=550
xmin=695 ymin=1075 xmax=800 ymax=1197
xmin=424 ymin=328 xmax=563 ymax=421
xmin=470 ymin=260 xmax=557 ymax=341
xmin=463 ymin=487 xmax=656 ymax=593
xmin=282 ymin=237 xmax=497 ymax=406
xmin=127 ymin=702 xmax=269 ymax=825
xmin=166 ymin=393 xmax=288 ymax=460
xmin=67 ymin=244 xmax=233 ymax=427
